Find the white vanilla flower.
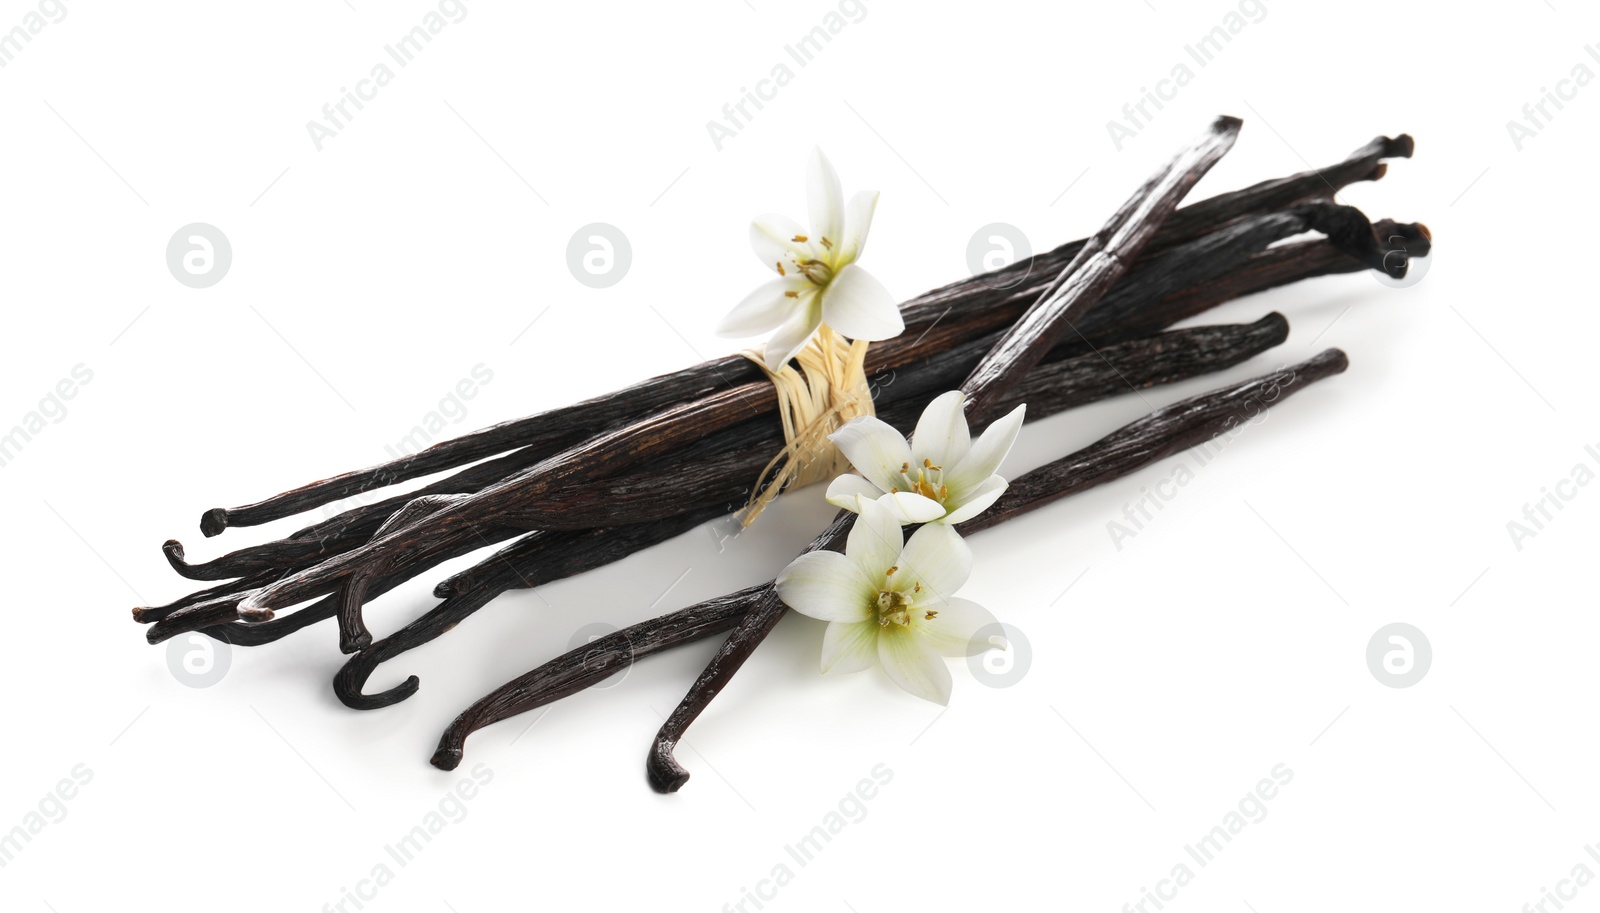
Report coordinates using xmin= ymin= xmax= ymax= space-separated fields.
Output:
xmin=775 ymin=495 xmax=998 ymax=705
xmin=825 ymin=390 xmax=1025 ymax=525
xmin=717 ymin=148 xmax=903 ymax=369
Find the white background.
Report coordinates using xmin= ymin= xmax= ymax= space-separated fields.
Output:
xmin=1 ymin=1 xmax=1594 ymax=911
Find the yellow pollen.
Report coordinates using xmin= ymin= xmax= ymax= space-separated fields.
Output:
xmin=900 ymin=461 xmax=911 ymax=473
xmin=820 ymin=236 xmax=833 ymax=250
xmin=875 ymin=589 xmax=914 ymax=627
xmin=792 ymin=234 xmax=808 ymax=242
xmin=925 ymin=610 xmax=938 ymax=620
xmin=885 ymin=565 xmax=898 ymax=576
xmin=776 ymin=261 xmax=785 ymax=275
xmin=784 ymin=290 xmax=799 ymax=298
xmin=940 ymin=485 xmax=948 ymax=499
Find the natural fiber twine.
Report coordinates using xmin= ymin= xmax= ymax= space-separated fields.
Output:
xmin=738 ymin=325 xmax=874 ymax=526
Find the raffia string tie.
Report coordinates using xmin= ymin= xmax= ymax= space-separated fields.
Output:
xmin=738 ymin=325 xmax=874 ymax=526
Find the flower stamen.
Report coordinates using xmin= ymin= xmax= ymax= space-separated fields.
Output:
xmin=875 ymin=589 xmax=914 ymax=627
xmin=796 ymin=258 xmax=833 ymax=285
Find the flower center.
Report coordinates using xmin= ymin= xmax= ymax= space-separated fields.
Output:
xmin=890 ymin=459 xmax=947 ymax=504
xmin=875 ymin=573 xmax=935 ymax=627
xmin=796 ymin=256 xmax=833 ymax=286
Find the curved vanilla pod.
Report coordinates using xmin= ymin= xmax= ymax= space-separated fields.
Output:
xmin=332 ymin=509 xmax=727 ymax=710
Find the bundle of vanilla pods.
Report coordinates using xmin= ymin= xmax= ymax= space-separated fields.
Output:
xmin=132 ymin=119 xmax=1428 ymax=791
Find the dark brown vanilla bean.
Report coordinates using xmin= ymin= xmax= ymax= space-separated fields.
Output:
xmin=196 ymin=368 xmax=743 ymax=537
xmin=978 ymin=348 xmax=1351 ymax=520
xmin=332 ymin=506 xmax=729 ymax=709
xmin=145 ymin=595 xmax=259 ymax=642
xmin=432 ymin=349 xmax=1350 ymax=774
xmin=168 ymin=446 xmax=554 ymax=581
xmin=332 ymin=494 xmax=474 ymax=652
xmin=145 ymin=523 xmax=526 ymax=644
xmin=1076 ymin=209 xmax=1429 ymax=346
xmin=332 ymin=314 xmax=1291 ymax=706
xmin=961 ymin=115 xmax=1241 ymax=421
xmin=133 ymin=569 xmax=284 ymax=624
xmin=431 ymin=586 xmax=764 ymax=771
xmin=197 ymin=135 xmax=1410 ymax=537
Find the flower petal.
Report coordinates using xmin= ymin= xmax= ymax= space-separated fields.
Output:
xmin=910 ymin=390 xmax=971 ymax=471
xmin=879 ymin=492 xmax=947 ymax=524
xmin=944 ymin=402 xmax=1026 ymax=499
xmin=837 ymin=190 xmax=878 ymax=265
xmin=940 ymin=475 xmax=1007 ymax=525
xmin=824 ymin=473 xmax=883 ymax=511
xmin=878 ymin=625 xmax=952 ymax=705
xmin=761 ymin=294 xmax=822 ymax=369
xmin=895 ymin=522 xmax=972 ymax=602
xmin=845 ymin=495 xmax=903 ymax=584
xmin=717 ymin=276 xmax=809 ymax=337
xmin=775 ymin=551 xmax=873 ymax=622
xmin=807 ymin=147 xmax=844 ymax=251
xmin=750 ymin=213 xmax=812 ymax=273
xmin=821 ymin=620 xmax=880 ymax=674
xmin=829 ymin=415 xmax=912 ymax=494
xmin=819 ymin=263 xmax=902 ymax=341
xmin=920 ymin=597 xmax=999 ymax=657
